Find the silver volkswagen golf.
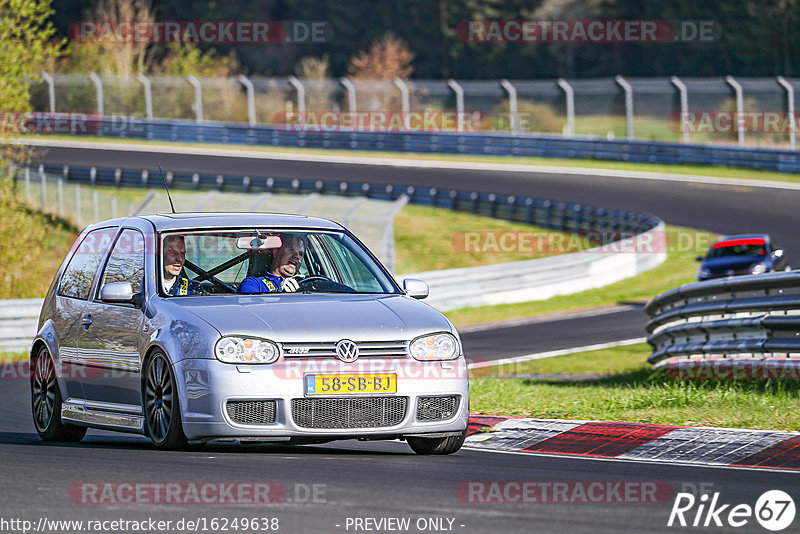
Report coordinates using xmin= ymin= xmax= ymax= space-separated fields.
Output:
xmin=31 ymin=213 xmax=469 ymax=454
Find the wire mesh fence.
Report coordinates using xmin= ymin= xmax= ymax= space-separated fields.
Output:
xmin=26 ymin=73 xmax=800 ymax=148
xmin=12 ymin=167 xmax=401 ymax=270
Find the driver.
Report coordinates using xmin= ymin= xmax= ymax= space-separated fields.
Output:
xmin=162 ymin=235 xmax=203 ymax=296
xmin=239 ymin=234 xmax=306 ymax=293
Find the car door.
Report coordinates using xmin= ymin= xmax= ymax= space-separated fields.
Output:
xmin=78 ymin=228 xmax=146 ymax=409
xmin=54 ymin=227 xmax=117 ymax=401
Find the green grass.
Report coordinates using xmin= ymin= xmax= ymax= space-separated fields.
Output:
xmin=470 ymin=343 xmax=800 ymax=431
xmin=0 ymin=352 xmax=27 ymax=362
xmin=446 ymin=225 xmax=717 ymax=327
xmin=394 ymin=204 xmax=585 ymax=273
xmin=24 ymin=133 xmax=800 ymax=184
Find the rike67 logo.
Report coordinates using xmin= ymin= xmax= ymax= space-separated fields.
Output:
xmin=668 ymin=490 xmax=795 ymax=531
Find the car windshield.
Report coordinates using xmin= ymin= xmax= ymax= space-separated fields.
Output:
xmin=707 ymin=243 xmax=766 ymax=259
xmin=158 ymin=229 xmax=400 ymax=296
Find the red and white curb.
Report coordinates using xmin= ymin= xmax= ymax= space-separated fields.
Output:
xmin=466 ymin=415 xmax=800 ymax=471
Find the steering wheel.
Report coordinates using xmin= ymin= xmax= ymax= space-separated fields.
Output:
xmin=297 ymin=275 xmax=333 ymax=286
xmin=197 ymin=275 xmax=236 ymax=293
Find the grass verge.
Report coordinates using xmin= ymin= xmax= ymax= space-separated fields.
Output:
xmin=23 ymin=134 xmax=800 ymax=184
xmin=470 ymin=343 xmax=800 ymax=431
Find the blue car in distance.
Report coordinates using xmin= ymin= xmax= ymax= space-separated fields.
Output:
xmin=696 ymin=234 xmax=791 ymax=281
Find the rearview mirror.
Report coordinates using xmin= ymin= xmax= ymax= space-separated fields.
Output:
xmin=237 ymin=234 xmax=283 ymax=250
xmin=402 ymin=278 xmax=429 ymax=300
xmin=100 ymin=281 xmax=135 ymax=303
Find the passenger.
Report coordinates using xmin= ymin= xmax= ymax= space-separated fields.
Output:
xmin=162 ymin=235 xmax=203 ymax=296
xmin=239 ymin=234 xmax=306 ymax=293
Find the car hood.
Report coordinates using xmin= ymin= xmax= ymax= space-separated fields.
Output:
xmin=164 ymin=293 xmax=453 ymax=342
xmin=702 ymin=255 xmax=766 ymax=270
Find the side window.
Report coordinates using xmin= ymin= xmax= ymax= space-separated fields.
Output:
xmin=100 ymin=229 xmax=145 ymax=295
xmin=59 ymin=228 xmax=116 ymax=300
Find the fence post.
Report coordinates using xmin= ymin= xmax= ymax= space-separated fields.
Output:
xmin=39 ymin=165 xmax=46 ymax=211
xmin=237 ymin=75 xmax=257 ymax=126
xmin=75 ymin=183 xmax=82 ymax=227
xmin=340 ymin=77 xmax=357 ymax=115
xmin=556 ymin=78 xmax=575 ymax=136
xmin=382 ymin=194 xmax=409 ymax=273
xmin=88 ymin=72 xmax=104 ymax=116
xmin=287 ymin=76 xmax=306 ymax=116
xmin=615 ymin=75 xmax=634 ymax=140
xmin=447 ymin=79 xmax=464 ymax=132
xmin=187 ymin=75 xmax=203 ymax=123
xmin=57 ymin=178 xmax=63 ymax=217
xmin=670 ymin=76 xmax=690 ymax=143
xmin=137 ymin=73 xmax=153 ymax=120
xmin=777 ymin=76 xmax=796 ymax=150
xmin=394 ymin=78 xmax=410 ymax=129
xmin=24 ymin=167 xmax=30 ymax=201
xmin=40 ymin=72 xmax=55 ymax=112
xmin=725 ymin=75 xmax=745 ymax=147
xmin=500 ymin=79 xmax=519 ymax=134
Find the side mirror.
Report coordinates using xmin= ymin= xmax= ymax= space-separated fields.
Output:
xmin=402 ymin=278 xmax=429 ymax=300
xmin=100 ymin=281 xmax=135 ymax=303
xmin=695 ymin=256 xmax=704 ymax=262
xmin=773 ymin=248 xmax=784 ymax=258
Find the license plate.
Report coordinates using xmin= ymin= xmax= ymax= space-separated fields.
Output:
xmin=305 ymin=374 xmax=397 ymax=396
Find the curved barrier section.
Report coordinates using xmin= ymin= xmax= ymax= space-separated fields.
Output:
xmin=42 ymin=117 xmax=800 ymax=173
xmin=403 ymin=221 xmax=665 ymax=311
xmin=646 ymin=271 xmax=800 ymax=378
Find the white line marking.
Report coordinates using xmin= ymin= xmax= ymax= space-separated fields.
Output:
xmin=19 ymin=138 xmax=800 ymax=191
xmin=467 ymin=337 xmax=647 ymax=369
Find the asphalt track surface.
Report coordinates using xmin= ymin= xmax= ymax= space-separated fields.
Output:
xmin=1 ymin=380 xmax=799 ymax=534
xmin=5 ymin=143 xmax=797 ymax=533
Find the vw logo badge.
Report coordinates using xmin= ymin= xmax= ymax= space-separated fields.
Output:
xmin=335 ymin=339 xmax=359 ymax=362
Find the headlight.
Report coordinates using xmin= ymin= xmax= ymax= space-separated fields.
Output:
xmin=214 ymin=336 xmax=279 ymax=364
xmin=750 ymin=262 xmax=767 ymax=275
xmin=697 ymin=267 xmax=710 ymax=280
xmin=410 ymin=333 xmax=459 ymax=361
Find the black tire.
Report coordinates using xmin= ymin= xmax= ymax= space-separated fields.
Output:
xmin=407 ymin=430 xmax=467 ymax=455
xmin=31 ymin=347 xmax=87 ymax=443
xmin=143 ymin=351 xmax=188 ymax=450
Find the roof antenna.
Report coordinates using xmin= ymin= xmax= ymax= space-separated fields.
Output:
xmin=157 ymin=162 xmax=176 ymax=214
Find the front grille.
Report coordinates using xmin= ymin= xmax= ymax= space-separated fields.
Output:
xmin=280 ymin=341 xmax=408 ymax=359
xmin=417 ymin=396 xmax=460 ymax=422
xmin=226 ymin=400 xmax=277 ymax=425
xmin=291 ymin=397 xmax=407 ymax=429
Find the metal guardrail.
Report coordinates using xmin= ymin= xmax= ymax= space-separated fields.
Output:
xmin=646 ymin=271 xmax=800 ymax=376
xmin=32 ymin=164 xmax=661 ymax=235
xmin=0 ymin=299 xmax=44 ymax=353
xmin=61 ymin=117 xmax=800 ymax=173
xmin=402 ymin=221 xmax=666 ymax=312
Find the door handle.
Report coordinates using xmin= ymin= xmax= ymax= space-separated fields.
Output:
xmin=81 ymin=315 xmax=93 ymax=328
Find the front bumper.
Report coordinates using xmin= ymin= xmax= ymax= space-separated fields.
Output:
xmin=174 ymin=357 xmax=469 ymax=441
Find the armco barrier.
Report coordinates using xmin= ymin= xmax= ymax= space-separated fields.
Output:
xmin=646 ymin=271 xmax=800 ymax=376
xmin=401 ymin=221 xmax=665 ymax=312
xmin=57 ymin=117 xmax=800 ymax=173
xmin=0 ymin=299 xmax=44 ymax=353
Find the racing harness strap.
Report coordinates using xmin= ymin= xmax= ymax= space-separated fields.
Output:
xmin=178 ymin=277 xmax=189 ymax=295
xmin=260 ymin=277 xmax=279 ymax=292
